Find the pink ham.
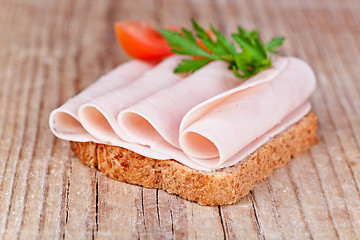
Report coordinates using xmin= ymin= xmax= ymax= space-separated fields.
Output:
xmin=217 ymin=102 xmax=311 ymax=169
xmin=179 ymin=57 xmax=316 ymax=168
xmin=118 ymin=60 xmax=242 ymax=148
xmin=49 ymin=56 xmax=316 ymax=171
xmin=77 ymin=55 xmax=185 ymax=144
xmin=49 ymin=60 xmax=154 ymax=141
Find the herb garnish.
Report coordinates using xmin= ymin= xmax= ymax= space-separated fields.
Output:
xmin=160 ymin=19 xmax=284 ymax=78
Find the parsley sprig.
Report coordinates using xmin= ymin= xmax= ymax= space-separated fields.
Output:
xmin=160 ymin=19 xmax=284 ymax=79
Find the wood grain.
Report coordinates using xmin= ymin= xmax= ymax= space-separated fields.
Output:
xmin=0 ymin=0 xmax=359 ymax=239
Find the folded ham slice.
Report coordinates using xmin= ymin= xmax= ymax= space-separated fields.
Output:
xmin=49 ymin=60 xmax=154 ymax=141
xmin=78 ymin=55 xmax=185 ymax=144
xmin=118 ymin=60 xmax=242 ymax=148
xmin=49 ymin=56 xmax=316 ymax=171
xmin=179 ymin=57 xmax=315 ymax=168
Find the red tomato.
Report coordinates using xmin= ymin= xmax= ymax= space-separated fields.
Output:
xmin=114 ymin=21 xmax=173 ymax=61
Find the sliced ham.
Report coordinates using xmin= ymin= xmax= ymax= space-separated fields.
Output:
xmin=49 ymin=60 xmax=154 ymax=141
xmin=179 ymin=57 xmax=316 ymax=168
xmin=49 ymin=56 xmax=316 ymax=171
xmin=78 ymin=55 xmax=185 ymax=144
xmin=118 ymin=60 xmax=242 ymax=148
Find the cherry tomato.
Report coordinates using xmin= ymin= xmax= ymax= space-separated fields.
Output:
xmin=114 ymin=21 xmax=173 ymax=61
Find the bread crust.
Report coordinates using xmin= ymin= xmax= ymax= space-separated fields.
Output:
xmin=70 ymin=112 xmax=318 ymax=205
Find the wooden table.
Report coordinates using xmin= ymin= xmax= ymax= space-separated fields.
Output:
xmin=1 ymin=0 xmax=359 ymax=239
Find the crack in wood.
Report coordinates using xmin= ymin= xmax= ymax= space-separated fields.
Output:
xmin=250 ymin=191 xmax=265 ymax=240
xmin=266 ymin=182 xmax=285 ymax=240
xmin=308 ymin=150 xmax=341 ymax=239
xmin=218 ymin=206 xmax=228 ymax=240
xmin=96 ymin=175 xmax=99 ymax=232
xmin=156 ymin=189 xmax=161 ymax=230
xmin=62 ymin=157 xmax=72 ymax=240
xmin=94 ymin=143 xmax=99 ymax=238
xmin=285 ymin=163 xmax=314 ymax=240
xmin=141 ymin=188 xmax=147 ymax=233
xmin=92 ymin=171 xmax=99 ymax=240
xmin=36 ymin=155 xmax=51 ymax=239
xmin=169 ymin=201 xmax=174 ymax=239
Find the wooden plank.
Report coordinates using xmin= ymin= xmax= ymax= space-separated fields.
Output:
xmin=158 ymin=191 xmax=188 ymax=239
xmin=13 ymin=3 xmax=63 ymax=239
xmin=279 ymin=2 xmax=359 ymax=238
xmin=0 ymin=1 xmax=51 ymax=234
xmin=56 ymin=0 xmax=104 ymax=238
xmin=264 ymin=1 xmax=359 ymax=239
xmin=311 ymin=51 xmax=360 ymax=238
xmin=62 ymin=158 xmax=96 ymax=240
xmin=33 ymin=1 xmax=71 ymax=238
xmin=0 ymin=0 xmax=360 ymax=238
xmin=96 ymin=175 xmax=141 ymax=239
xmin=0 ymin=52 xmax=29 ymax=240
xmin=293 ymin=2 xmax=360 ymax=237
xmin=38 ymin=140 xmax=70 ymax=240
xmin=220 ymin=195 xmax=263 ymax=239
xmin=162 ymin=0 xmax=193 ymax=28
xmin=0 ymin=52 xmax=17 ymax=180
xmin=35 ymin=3 xmax=82 ymax=239
xmin=184 ymin=202 xmax=224 ymax=239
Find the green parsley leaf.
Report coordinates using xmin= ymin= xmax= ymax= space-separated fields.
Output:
xmin=160 ymin=19 xmax=284 ymax=79
xmin=264 ymin=37 xmax=285 ymax=53
xmin=174 ymin=59 xmax=212 ymax=73
xmin=160 ymin=28 xmax=215 ymax=59
xmin=210 ymin=26 xmax=238 ymax=56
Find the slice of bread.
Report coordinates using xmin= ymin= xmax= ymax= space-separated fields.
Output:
xmin=70 ymin=112 xmax=318 ymax=205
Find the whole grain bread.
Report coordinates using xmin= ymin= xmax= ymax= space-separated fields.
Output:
xmin=70 ymin=112 xmax=318 ymax=205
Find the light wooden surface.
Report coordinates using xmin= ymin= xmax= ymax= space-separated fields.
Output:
xmin=0 ymin=0 xmax=359 ymax=239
